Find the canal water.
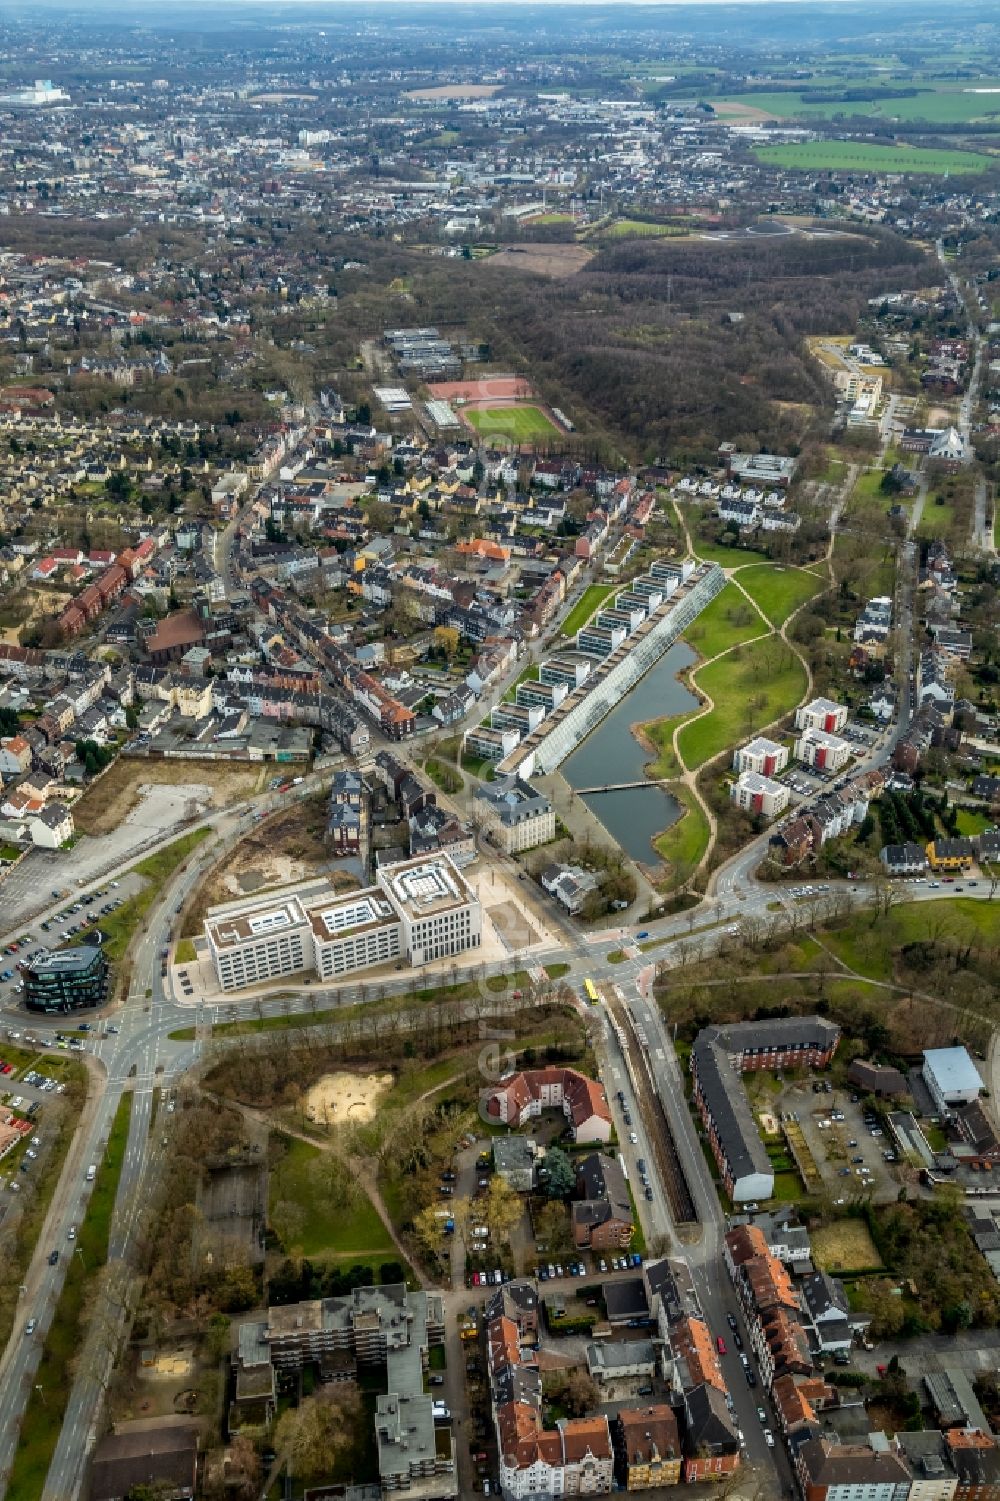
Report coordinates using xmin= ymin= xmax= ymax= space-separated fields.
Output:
xmin=562 ymin=640 xmax=700 ymax=864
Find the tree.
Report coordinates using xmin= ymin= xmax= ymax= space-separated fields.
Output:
xmin=544 ymin=1367 xmax=600 ymax=1418
xmin=203 ymin=1434 xmax=261 ymax=1501
xmin=413 ymin=1204 xmax=449 ymax=1263
xmin=539 ymin=1146 xmax=575 ymax=1200
xmin=484 ymin=1178 xmax=524 ymax=1245
xmin=534 ymin=1200 xmax=574 ymax=1257
xmin=274 ymin=1385 xmax=363 ymax=1484
xmin=433 ymin=625 xmax=460 ymax=659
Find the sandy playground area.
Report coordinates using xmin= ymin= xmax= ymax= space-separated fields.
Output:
xmin=303 ymin=1071 xmax=393 ymax=1127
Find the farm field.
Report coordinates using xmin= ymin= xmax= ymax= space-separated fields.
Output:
xmin=677 ymin=637 xmax=807 ymax=770
xmin=464 ymin=404 xmax=559 ymax=441
xmin=682 ymin=581 xmax=766 ymax=660
xmin=712 ymin=86 xmax=1000 ymax=126
xmin=735 ymin=564 xmax=825 ymax=627
xmin=754 ymin=141 xmax=995 ymax=174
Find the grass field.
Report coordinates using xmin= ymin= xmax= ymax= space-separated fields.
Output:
xmin=916 ymin=497 xmax=956 ymax=538
xmin=823 ymin=899 xmax=1000 ymax=983
xmin=653 ymin=784 xmax=711 ymax=881
xmin=754 ymin=140 xmax=994 ymax=174
xmin=681 ymin=581 xmax=766 ymax=659
xmin=811 ymin=1219 xmax=884 ymax=1274
xmin=560 ymin=583 xmax=616 ymax=637
xmin=464 ymin=404 xmax=558 ymax=441
xmin=269 ymin=1134 xmax=396 ymax=1262
xmin=677 ymin=638 xmax=807 ymax=771
xmin=602 ymin=218 xmax=684 ymax=239
xmin=690 ymin=534 xmax=768 ymax=569
xmin=734 ymin=564 xmax=825 ymax=627
xmin=168 ymin=968 xmax=533 ymax=1042
xmin=77 ymin=828 xmax=212 ymax=963
xmin=7 ymin=1093 xmax=132 ymax=1501
xmin=955 ymin=808 xmax=992 ymax=837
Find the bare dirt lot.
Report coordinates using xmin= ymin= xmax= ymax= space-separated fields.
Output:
xmin=73 ymin=759 xmax=264 ymax=837
xmin=403 ymin=83 xmax=503 ymax=100
xmin=303 ymin=1071 xmax=393 ymax=1127
xmin=485 ymin=243 xmax=595 ymax=279
xmin=427 ymin=374 xmax=534 ymax=401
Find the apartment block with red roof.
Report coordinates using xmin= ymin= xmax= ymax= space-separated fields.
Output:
xmin=485 ymin=1067 xmax=613 ymax=1143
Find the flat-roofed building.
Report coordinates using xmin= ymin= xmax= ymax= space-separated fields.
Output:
xmin=730 ymin=770 xmax=790 ymax=821
xmin=734 ymin=736 xmax=789 ymax=778
xmin=24 ymin=944 xmax=109 ymax=1014
xmin=205 ymin=889 xmax=314 ymax=992
xmin=795 ymin=697 xmax=848 ymax=735
xmin=205 ymin=856 xmax=480 ymax=992
xmin=794 ymin=726 xmax=852 ymax=773
xmin=539 ymin=654 xmax=591 ymax=690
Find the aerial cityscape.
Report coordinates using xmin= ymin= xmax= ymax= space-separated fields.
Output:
xmin=1 ymin=2 xmax=1000 ymax=1499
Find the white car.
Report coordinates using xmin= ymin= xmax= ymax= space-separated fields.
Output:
xmin=764 ymin=1430 xmax=775 ymax=1448
xmin=629 ymin=1131 xmax=638 ymax=1144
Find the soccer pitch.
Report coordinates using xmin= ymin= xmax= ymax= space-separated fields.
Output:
xmin=464 ymin=404 xmax=559 ymax=440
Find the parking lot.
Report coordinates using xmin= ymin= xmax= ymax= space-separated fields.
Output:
xmin=775 ymin=1077 xmax=898 ymax=1203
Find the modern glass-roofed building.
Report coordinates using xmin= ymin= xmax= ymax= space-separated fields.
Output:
xmin=24 ymin=945 xmax=109 ymax=1013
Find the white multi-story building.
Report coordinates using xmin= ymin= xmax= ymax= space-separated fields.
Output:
xmin=794 ymin=727 xmax=852 ymax=773
xmin=733 ymin=736 xmax=788 ymax=778
xmin=730 ymin=771 xmax=790 ymax=821
xmin=794 ymin=697 xmax=848 ymax=735
xmin=474 ymin=777 xmax=556 ymax=855
xmin=205 ymin=856 xmax=481 ymax=992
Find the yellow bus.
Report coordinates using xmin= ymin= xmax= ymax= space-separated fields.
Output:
xmin=584 ymin=978 xmax=599 ymax=1005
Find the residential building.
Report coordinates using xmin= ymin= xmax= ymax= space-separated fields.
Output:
xmin=734 ymin=736 xmax=789 ymax=778
xmin=925 ymin=837 xmax=974 ymax=871
xmin=572 ymin=1152 xmax=634 ymax=1251
xmin=485 ymin=1067 xmax=613 ymax=1143
xmin=795 ymin=1433 xmax=913 ymax=1501
xmin=612 ymin=1406 xmax=682 ymax=1490
xmin=28 ymin=801 xmax=74 ymax=849
xmin=880 ymin=843 xmax=928 ymax=876
xmin=539 ymin=862 xmax=600 ymax=915
xmin=795 ymin=698 xmax=849 ymax=735
xmin=794 ymin=726 xmax=852 ymax=773
xmin=847 ymin=1059 xmax=909 ymax=1099
xmin=731 ymin=770 xmax=790 ymax=821
xmin=692 ymin=1018 xmax=840 ymax=1203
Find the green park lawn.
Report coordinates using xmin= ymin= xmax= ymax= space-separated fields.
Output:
xmin=681 ymin=581 xmax=766 ymax=660
xmin=269 ymin=1134 xmax=396 ymax=1262
xmin=653 ymin=785 xmax=712 ymax=882
xmin=464 ymin=405 xmax=558 ymax=441
xmin=916 ymin=497 xmax=956 ymax=539
xmin=822 ymin=899 xmax=1000 ymax=983
xmin=734 ymin=564 xmax=825 ymax=627
xmin=753 ymin=141 xmax=994 ymax=174
xmin=691 ymin=533 xmax=767 ymax=569
xmin=677 ymin=637 xmax=807 ymax=771
xmin=955 ymin=808 xmax=991 ymax=837
xmin=560 ymin=584 xmax=616 ymax=637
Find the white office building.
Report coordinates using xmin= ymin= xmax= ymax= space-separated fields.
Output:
xmin=205 ymin=856 xmax=481 ymax=992
xmin=922 ymin=1047 xmax=983 ymax=1113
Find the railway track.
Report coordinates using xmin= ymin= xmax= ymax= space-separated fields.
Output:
xmin=605 ymin=988 xmax=697 ymax=1227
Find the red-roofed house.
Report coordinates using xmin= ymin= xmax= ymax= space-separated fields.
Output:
xmin=485 ymin=1067 xmax=612 ymax=1143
